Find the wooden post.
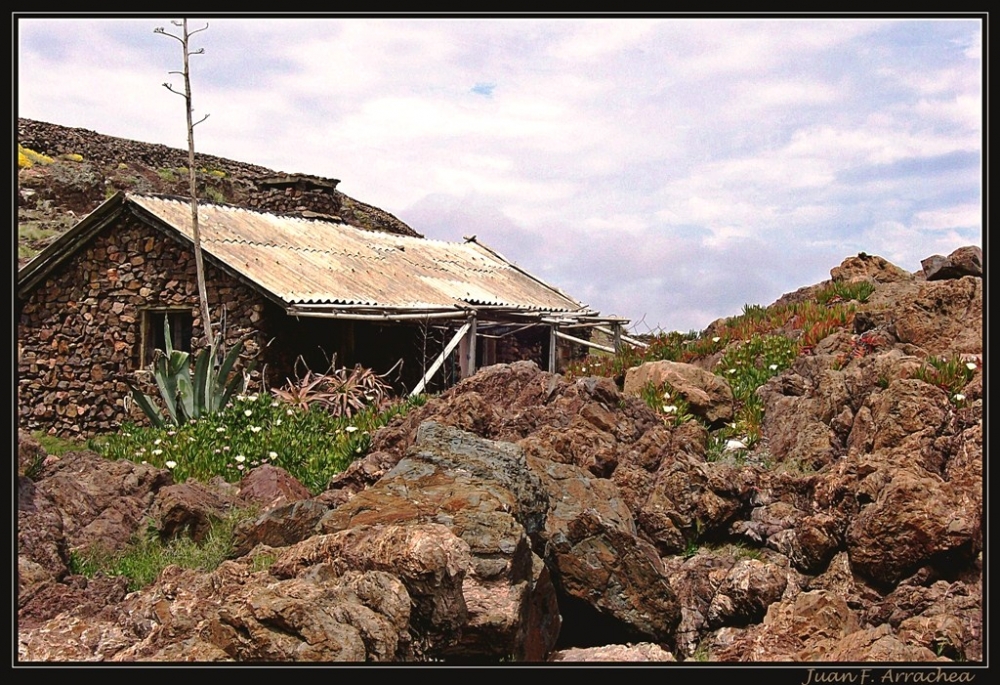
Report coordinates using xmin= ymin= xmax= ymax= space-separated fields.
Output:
xmin=613 ymin=322 xmax=623 ymax=355
xmin=548 ymin=323 xmax=558 ymax=373
xmin=459 ymin=314 xmax=477 ymax=378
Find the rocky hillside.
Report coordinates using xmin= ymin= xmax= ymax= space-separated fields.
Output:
xmin=17 ymin=118 xmax=420 ymax=267
xmin=17 ymin=247 xmax=983 ymax=663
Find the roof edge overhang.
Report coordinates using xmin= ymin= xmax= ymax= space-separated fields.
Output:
xmin=463 ymin=236 xmax=586 ymax=311
xmin=16 ymin=192 xmax=289 ymax=312
xmin=17 ymin=191 xmax=128 ymax=299
xmin=285 ymin=302 xmax=630 ymax=327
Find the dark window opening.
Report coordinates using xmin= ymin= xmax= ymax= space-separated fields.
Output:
xmin=142 ymin=309 xmax=193 ymax=367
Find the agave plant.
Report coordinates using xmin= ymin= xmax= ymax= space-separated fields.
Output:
xmin=271 ymin=357 xmax=396 ymax=419
xmin=128 ymin=316 xmax=255 ymax=427
xmin=270 ymin=369 xmax=334 ymax=411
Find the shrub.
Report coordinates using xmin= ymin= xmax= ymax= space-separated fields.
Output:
xmin=638 ymin=381 xmax=694 ymax=427
xmin=18 ymin=145 xmax=54 ymax=169
xmin=202 ymin=186 xmax=226 ymax=203
xmin=816 ymin=280 xmax=876 ymax=305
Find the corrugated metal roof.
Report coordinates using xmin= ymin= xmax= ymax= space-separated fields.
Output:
xmin=128 ymin=194 xmax=588 ymax=314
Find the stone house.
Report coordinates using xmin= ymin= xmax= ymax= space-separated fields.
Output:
xmin=17 ymin=192 xmax=626 ymax=437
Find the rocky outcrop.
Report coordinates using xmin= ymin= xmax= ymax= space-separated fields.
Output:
xmin=830 ymin=252 xmax=914 ymax=283
xmin=318 ymin=421 xmax=558 ymax=660
xmin=17 ymin=249 xmax=982 ymax=663
xmin=17 ymin=117 xmax=421 ymax=252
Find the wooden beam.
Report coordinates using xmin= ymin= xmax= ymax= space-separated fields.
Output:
xmin=594 ymin=325 xmax=648 ymax=348
xmin=467 ymin=315 xmax=477 ymax=377
xmin=410 ymin=321 xmax=472 ymax=396
xmin=548 ymin=324 xmax=558 ymax=373
xmin=460 ymin=314 xmax=477 ymax=378
xmin=554 ymin=330 xmax=616 ymax=354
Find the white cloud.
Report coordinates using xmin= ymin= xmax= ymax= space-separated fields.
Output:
xmin=17 ymin=16 xmax=982 ymax=333
xmin=911 ymin=203 xmax=982 ymax=231
xmin=547 ymin=19 xmax=659 ymax=61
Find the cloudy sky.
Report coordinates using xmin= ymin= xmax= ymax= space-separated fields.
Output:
xmin=16 ymin=15 xmax=983 ymax=334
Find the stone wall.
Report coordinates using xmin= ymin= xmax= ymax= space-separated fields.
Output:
xmin=18 ymin=213 xmax=265 ymax=438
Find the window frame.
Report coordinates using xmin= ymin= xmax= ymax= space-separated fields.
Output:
xmin=140 ymin=307 xmax=194 ymax=368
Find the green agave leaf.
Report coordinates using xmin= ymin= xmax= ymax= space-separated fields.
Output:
xmin=151 ymin=352 xmax=180 ymax=425
xmin=126 ymin=382 xmax=166 ymax=429
xmin=176 ymin=369 xmax=195 ymax=422
xmin=192 ymin=346 xmax=213 ymax=417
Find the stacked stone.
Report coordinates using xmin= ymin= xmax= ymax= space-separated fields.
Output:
xmin=17 ymin=215 xmax=262 ymax=437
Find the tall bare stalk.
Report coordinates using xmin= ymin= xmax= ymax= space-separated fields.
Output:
xmin=156 ymin=19 xmax=214 ymax=347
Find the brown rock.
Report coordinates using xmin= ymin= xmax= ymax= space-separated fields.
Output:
xmin=830 ymin=252 xmax=913 ymax=283
xmin=706 ymin=558 xmax=788 ymax=628
xmin=846 ymin=471 xmax=981 ymax=585
xmin=624 ymin=360 xmax=734 ymax=426
xmin=29 ymin=450 xmax=173 ymax=556
xmin=270 ymin=523 xmax=471 ymax=653
xmin=922 ymin=245 xmax=982 ymax=280
xmin=152 ymin=480 xmax=236 ymax=543
xmin=232 ymin=499 xmax=330 ymax=557
xmin=237 ymin=463 xmax=311 ymax=513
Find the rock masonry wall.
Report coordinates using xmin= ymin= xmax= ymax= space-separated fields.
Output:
xmin=17 ymin=212 xmax=265 ymax=438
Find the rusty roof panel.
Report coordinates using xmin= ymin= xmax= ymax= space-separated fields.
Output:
xmin=129 ymin=195 xmax=587 ymax=313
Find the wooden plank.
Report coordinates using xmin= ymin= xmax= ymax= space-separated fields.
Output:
xmin=554 ymin=329 xmax=616 ymax=354
xmin=411 ymin=321 xmax=472 ymax=396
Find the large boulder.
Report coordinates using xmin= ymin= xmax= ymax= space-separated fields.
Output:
xmin=921 ymin=245 xmax=983 ymax=281
xmin=846 ymin=470 xmax=981 ymax=586
xmin=529 ymin=456 xmax=681 ymax=646
xmin=317 ymin=422 xmax=559 ymax=661
xmin=26 ymin=450 xmax=173 ymax=557
xmin=623 ymin=360 xmax=734 ymax=426
xmin=271 ymin=523 xmax=472 ymax=655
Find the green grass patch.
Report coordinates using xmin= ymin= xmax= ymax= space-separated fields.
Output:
xmin=69 ymin=508 xmax=259 ymax=592
xmin=156 ymin=167 xmax=180 ymax=183
xmin=32 ymin=431 xmax=87 ymax=456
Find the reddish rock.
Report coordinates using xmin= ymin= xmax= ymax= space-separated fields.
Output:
xmin=238 ymin=464 xmax=311 ymax=513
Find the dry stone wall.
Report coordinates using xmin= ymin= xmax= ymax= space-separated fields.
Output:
xmin=18 ymin=213 xmax=264 ymax=438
